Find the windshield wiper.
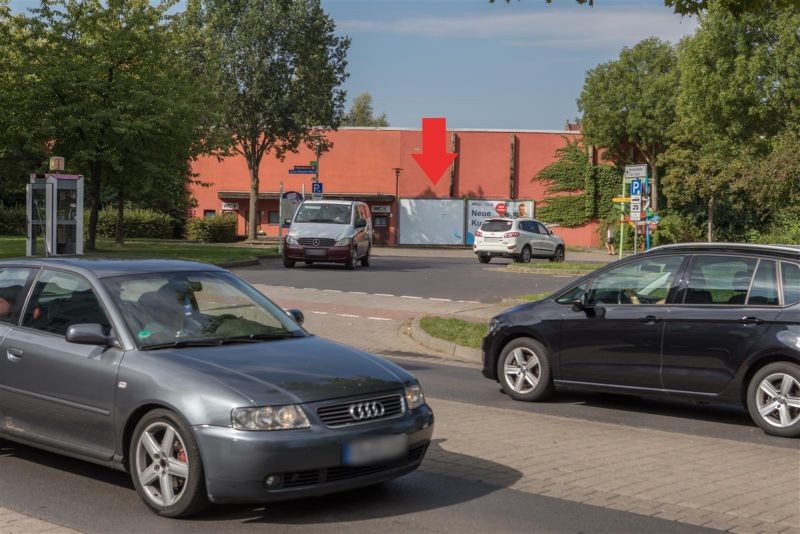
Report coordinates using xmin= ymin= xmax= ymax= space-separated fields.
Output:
xmin=141 ymin=333 xmax=301 ymax=350
xmin=220 ymin=332 xmax=301 ymax=343
xmin=141 ymin=339 xmax=230 ymax=351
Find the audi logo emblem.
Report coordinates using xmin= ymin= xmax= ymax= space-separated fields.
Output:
xmin=348 ymin=401 xmax=385 ymax=421
xmin=312 ymin=239 xmax=320 ymax=246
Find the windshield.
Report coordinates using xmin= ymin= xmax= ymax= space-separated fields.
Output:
xmin=481 ymin=220 xmax=512 ymax=232
xmin=293 ymin=203 xmax=352 ymax=224
xmin=102 ymin=271 xmax=305 ymax=349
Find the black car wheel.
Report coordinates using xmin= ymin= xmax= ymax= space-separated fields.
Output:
xmin=497 ymin=337 xmax=553 ymax=401
xmin=550 ymin=246 xmax=565 ymax=263
xmin=478 ymin=254 xmax=491 ymax=264
xmin=361 ymin=246 xmax=371 ymax=267
xmin=130 ymin=409 xmax=209 ymax=518
xmin=517 ymin=246 xmax=532 ymax=264
xmin=747 ymin=362 xmax=800 ymax=438
xmin=283 ymin=257 xmax=295 ymax=268
xmin=346 ymin=247 xmax=358 ymax=270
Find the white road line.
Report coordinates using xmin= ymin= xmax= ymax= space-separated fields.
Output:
xmin=322 ymin=289 xmax=342 ymax=293
xmin=337 ymin=313 xmax=361 ymax=318
xmin=310 ymin=311 xmax=328 ymax=315
xmin=458 ymin=300 xmax=480 ymax=304
xmin=373 ymin=293 xmax=395 ymax=297
xmin=428 ymin=297 xmax=452 ymax=302
xmin=303 ymin=287 xmax=318 ymax=291
xmin=349 ymin=291 xmax=367 ymax=295
xmin=368 ymin=317 xmax=393 ymax=321
xmin=401 ymin=295 xmax=423 ymax=299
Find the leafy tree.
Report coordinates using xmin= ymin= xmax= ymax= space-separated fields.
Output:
xmin=190 ymin=0 xmax=350 ymax=241
xmin=577 ymin=37 xmax=679 ymax=212
xmin=661 ymin=2 xmax=800 ymax=240
xmin=19 ymin=0 xmax=209 ymax=248
xmin=343 ymin=93 xmax=389 ymax=127
xmin=492 ymin=0 xmax=799 ymax=16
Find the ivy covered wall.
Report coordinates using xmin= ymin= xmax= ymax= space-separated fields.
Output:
xmin=534 ymin=140 xmax=621 ymax=230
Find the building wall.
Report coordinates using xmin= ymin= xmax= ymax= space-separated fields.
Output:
xmin=188 ymin=127 xmax=601 ymax=247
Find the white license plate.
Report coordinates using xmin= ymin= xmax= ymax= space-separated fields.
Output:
xmin=305 ymin=248 xmax=326 ymax=257
xmin=342 ymin=434 xmax=408 ymax=466
xmin=484 ymin=237 xmax=501 ymax=242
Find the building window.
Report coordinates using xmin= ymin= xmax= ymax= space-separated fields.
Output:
xmin=268 ymin=211 xmax=279 ymax=225
xmin=203 ymin=210 xmax=216 ymax=218
xmin=374 ymin=215 xmax=388 ymax=227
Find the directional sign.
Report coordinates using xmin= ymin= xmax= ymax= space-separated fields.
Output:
xmin=612 ymin=196 xmax=631 ymax=203
xmin=288 ymin=168 xmax=317 ymax=175
xmin=309 ymin=161 xmax=318 ymax=167
xmin=624 ymin=164 xmax=648 ymax=179
xmin=630 ymin=179 xmax=642 ymax=197
xmin=312 ymin=182 xmax=323 ymax=200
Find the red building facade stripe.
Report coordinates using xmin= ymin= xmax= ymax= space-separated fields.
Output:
xmin=188 ymin=127 xmax=600 ymax=247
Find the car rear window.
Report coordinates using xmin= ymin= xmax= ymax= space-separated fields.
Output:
xmin=480 ymin=220 xmax=512 ymax=232
xmin=683 ymin=255 xmax=757 ymax=305
xmin=782 ymin=262 xmax=800 ymax=305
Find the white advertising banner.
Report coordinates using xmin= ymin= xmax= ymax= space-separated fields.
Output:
xmin=398 ymin=199 xmax=465 ymax=245
xmin=466 ymin=200 xmax=534 ymax=245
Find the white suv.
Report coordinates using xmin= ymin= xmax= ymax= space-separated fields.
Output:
xmin=473 ymin=218 xmax=565 ymax=264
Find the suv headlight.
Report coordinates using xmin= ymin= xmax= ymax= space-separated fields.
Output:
xmin=404 ymin=384 xmax=425 ymax=410
xmin=285 ymin=235 xmax=298 ymax=245
xmin=231 ymin=405 xmax=310 ymax=430
xmin=335 ymin=236 xmax=352 ymax=247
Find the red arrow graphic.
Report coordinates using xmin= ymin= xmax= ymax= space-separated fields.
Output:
xmin=412 ymin=117 xmax=457 ymax=185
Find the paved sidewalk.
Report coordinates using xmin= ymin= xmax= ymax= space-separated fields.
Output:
xmin=422 ymin=398 xmax=800 ymax=534
xmin=0 ymin=507 xmax=77 ymax=534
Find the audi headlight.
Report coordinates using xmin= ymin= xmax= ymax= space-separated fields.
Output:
xmin=404 ymin=384 xmax=425 ymax=410
xmin=334 ymin=236 xmax=352 ymax=247
xmin=231 ymin=405 xmax=310 ymax=431
xmin=285 ymin=235 xmax=298 ymax=245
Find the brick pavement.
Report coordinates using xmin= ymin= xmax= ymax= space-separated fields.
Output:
xmin=421 ymin=397 xmax=800 ymax=534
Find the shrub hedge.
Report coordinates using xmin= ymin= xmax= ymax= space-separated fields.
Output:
xmin=0 ymin=206 xmax=26 ymax=235
xmin=92 ymin=207 xmax=173 ymax=239
xmin=185 ymin=213 xmax=237 ymax=243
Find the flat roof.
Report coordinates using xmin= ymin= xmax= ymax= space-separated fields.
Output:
xmin=337 ymin=127 xmax=582 ymax=135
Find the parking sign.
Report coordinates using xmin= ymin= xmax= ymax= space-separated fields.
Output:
xmin=312 ymin=182 xmax=323 ymax=199
xmin=630 ymin=180 xmax=642 ymax=197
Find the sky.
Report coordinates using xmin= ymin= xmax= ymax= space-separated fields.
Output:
xmin=9 ymin=0 xmax=698 ymax=131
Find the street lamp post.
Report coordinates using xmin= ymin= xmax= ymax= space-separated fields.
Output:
xmin=392 ymin=167 xmax=402 ymax=246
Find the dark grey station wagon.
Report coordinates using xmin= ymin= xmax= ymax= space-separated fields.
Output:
xmin=0 ymin=259 xmax=433 ymax=517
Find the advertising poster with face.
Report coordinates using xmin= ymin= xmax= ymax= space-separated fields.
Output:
xmin=466 ymin=200 xmax=534 ymax=244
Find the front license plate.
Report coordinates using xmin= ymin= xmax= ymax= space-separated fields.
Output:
xmin=342 ymin=434 xmax=408 ymax=466
xmin=305 ymin=248 xmax=326 ymax=257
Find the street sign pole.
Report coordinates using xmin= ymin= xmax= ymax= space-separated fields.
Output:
xmin=278 ymin=181 xmax=284 ymax=254
xmin=619 ymin=176 xmax=625 ymax=259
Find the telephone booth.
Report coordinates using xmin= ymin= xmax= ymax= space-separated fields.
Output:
xmin=26 ymin=173 xmax=84 ymax=256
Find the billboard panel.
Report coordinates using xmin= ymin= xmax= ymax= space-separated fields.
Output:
xmin=466 ymin=200 xmax=534 ymax=245
xmin=398 ymin=199 xmax=465 ymax=245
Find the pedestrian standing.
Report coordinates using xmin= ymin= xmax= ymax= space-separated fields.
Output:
xmin=605 ymin=226 xmax=616 ymax=255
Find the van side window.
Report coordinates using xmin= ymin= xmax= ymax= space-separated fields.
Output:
xmin=748 ymin=260 xmax=779 ymax=306
xmin=683 ymin=255 xmax=757 ymax=305
xmin=782 ymin=262 xmax=800 ymax=305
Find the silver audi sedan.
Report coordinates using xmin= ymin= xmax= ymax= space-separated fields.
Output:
xmin=0 ymin=259 xmax=433 ymax=517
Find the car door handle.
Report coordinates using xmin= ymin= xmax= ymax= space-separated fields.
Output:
xmin=740 ymin=316 xmax=763 ymax=325
xmin=641 ymin=315 xmax=662 ymax=324
xmin=6 ymin=348 xmax=23 ymax=362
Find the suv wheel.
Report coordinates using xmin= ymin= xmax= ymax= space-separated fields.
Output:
xmin=478 ymin=254 xmax=491 ymax=264
xmin=550 ymin=246 xmax=565 ymax=263
xmin=283 ymin=257 xmax=295 ymax=268
xmin=747 ymin=362 xmax=800 ymax=437
xmin=497 ymin=338 xmax=553 ymax=402
xmin=518 ymin=246 xmax=532 ymax=264
xmin=346 ymin=247 xmax=358 ymax=270
xmin=360 ymin=246 xmax=371 ymax=267
xmin=130 ymin=409 xmax=209 ymax=517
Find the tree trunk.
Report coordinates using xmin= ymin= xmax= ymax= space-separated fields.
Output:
xmin=86 ymin=160 xmax=102 ymax=251
xmin=649 ymin=162 xmax=659 ymax=212
xmin=707 ymin=196 xmax=715 ymax=242
xmin=248 ymin=158 xmax=260 ymax=241
xmin=115 ymin=184 xmax=125 ymax=245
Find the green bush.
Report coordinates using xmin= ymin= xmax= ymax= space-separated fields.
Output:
xmin=748 ymin=208 xmax=800 ymax=245
xmin=651 ymin=212 xmax=705 ymax=247
xmin=0 ymin=206 xmax=26 ymax=235
xmin=92 ymin=207 xmax=173 ymax=239
xmin=185 ymin=213 xmax=237 ymax=243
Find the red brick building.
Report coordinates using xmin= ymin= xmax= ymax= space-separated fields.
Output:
xmin=188 ymin=126 xmax=601 ymax=247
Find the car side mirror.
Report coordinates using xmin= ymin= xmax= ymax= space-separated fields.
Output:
xmin=286 ymin=308 xmax=304 ymax=326
xmin=284 ymin=218 xmax=292 ymax=226
xmin=570 ymin=298 xmax=585 ymax=312
xmin=66 ymin=323 xmax=114 ymax=346
xmin=354 ymin=219 xmax=367 ymax=229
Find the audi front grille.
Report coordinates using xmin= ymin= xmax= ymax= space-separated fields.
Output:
xmin=317 ymin=393 xmax=405 ymax=428
xmin=298 ymin=237 xmax=336 ymax=247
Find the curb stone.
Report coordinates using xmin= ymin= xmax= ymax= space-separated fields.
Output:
xmin=408 ymin=316 xmax=482 ymax=364
xmin=216 ymin=255 xmax=279 ymax=268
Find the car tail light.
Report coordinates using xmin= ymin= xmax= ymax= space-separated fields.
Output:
xmin=475 ymin=230 xmax=482 ymax=237
xmin=504 ymin=232 xmax=519 ymax=238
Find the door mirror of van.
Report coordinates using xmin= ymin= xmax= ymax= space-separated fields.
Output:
xmin=354 ymin=219 xmax=367 ymax=229
xmin=284 ymin=218 xmax=292 ymax=226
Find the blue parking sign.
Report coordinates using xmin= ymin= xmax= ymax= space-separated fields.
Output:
xmin=630 ymin=180 xmax=642 ymax=197
xmin=312 ymin=182 xmax=323 ymax=195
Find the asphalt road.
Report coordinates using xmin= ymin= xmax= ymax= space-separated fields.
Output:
xmin=233 ymin=255 xmax=577 ymax=302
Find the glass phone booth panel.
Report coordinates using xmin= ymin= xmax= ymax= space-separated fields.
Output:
xmin=26 ymin=173 xmax=84 ymax=257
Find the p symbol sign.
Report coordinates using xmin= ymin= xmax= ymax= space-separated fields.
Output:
xmin=630 ymin=180 xmax=642 ymax=197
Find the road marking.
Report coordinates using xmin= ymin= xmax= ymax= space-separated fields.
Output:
xmin=349 ymin=291 xmax=367 ymax=294
xmin=337 ymin=313 xmax=360 ymax=318
xmin=368 ymin=317 xmax=393 ymax=321
xmin=373 ymin=293 xmax=395 ymax=297
xmin=303 ymin=287 xmax=318 ymax=291
xmin=322 ymin=289 xmax=342 ymax=293
xmin=401 ymin=295 xmax=423 ymax=299
xmin=458 ymin=300 xmax=480 ymax=304
xmin=310 ymin=311 xmax=329 ymax=315
xmin=428 ymin=297 xmax=452 ymax=302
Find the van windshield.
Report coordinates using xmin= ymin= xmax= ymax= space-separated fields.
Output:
xmin=294 ymin=203 xmax=351 ymax=224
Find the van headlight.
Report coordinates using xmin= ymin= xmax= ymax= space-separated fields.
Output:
xmin=232 ymin=405 xmax=310 ymax=430
xmin=335 ymin=237 xmax=352 ymax=247
xmin=404 ymin=384 xmax=425 ymax=410
xmin=285 ymin=235 xmax=298 ymax=245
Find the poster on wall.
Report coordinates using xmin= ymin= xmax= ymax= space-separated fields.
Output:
xmin=280 ymin=191 xmax=304 ymax=227
xmin=398 ymin=199 xmax=465 ymax=245
xmin=466 ymin=200 xmax=534 ymax=244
